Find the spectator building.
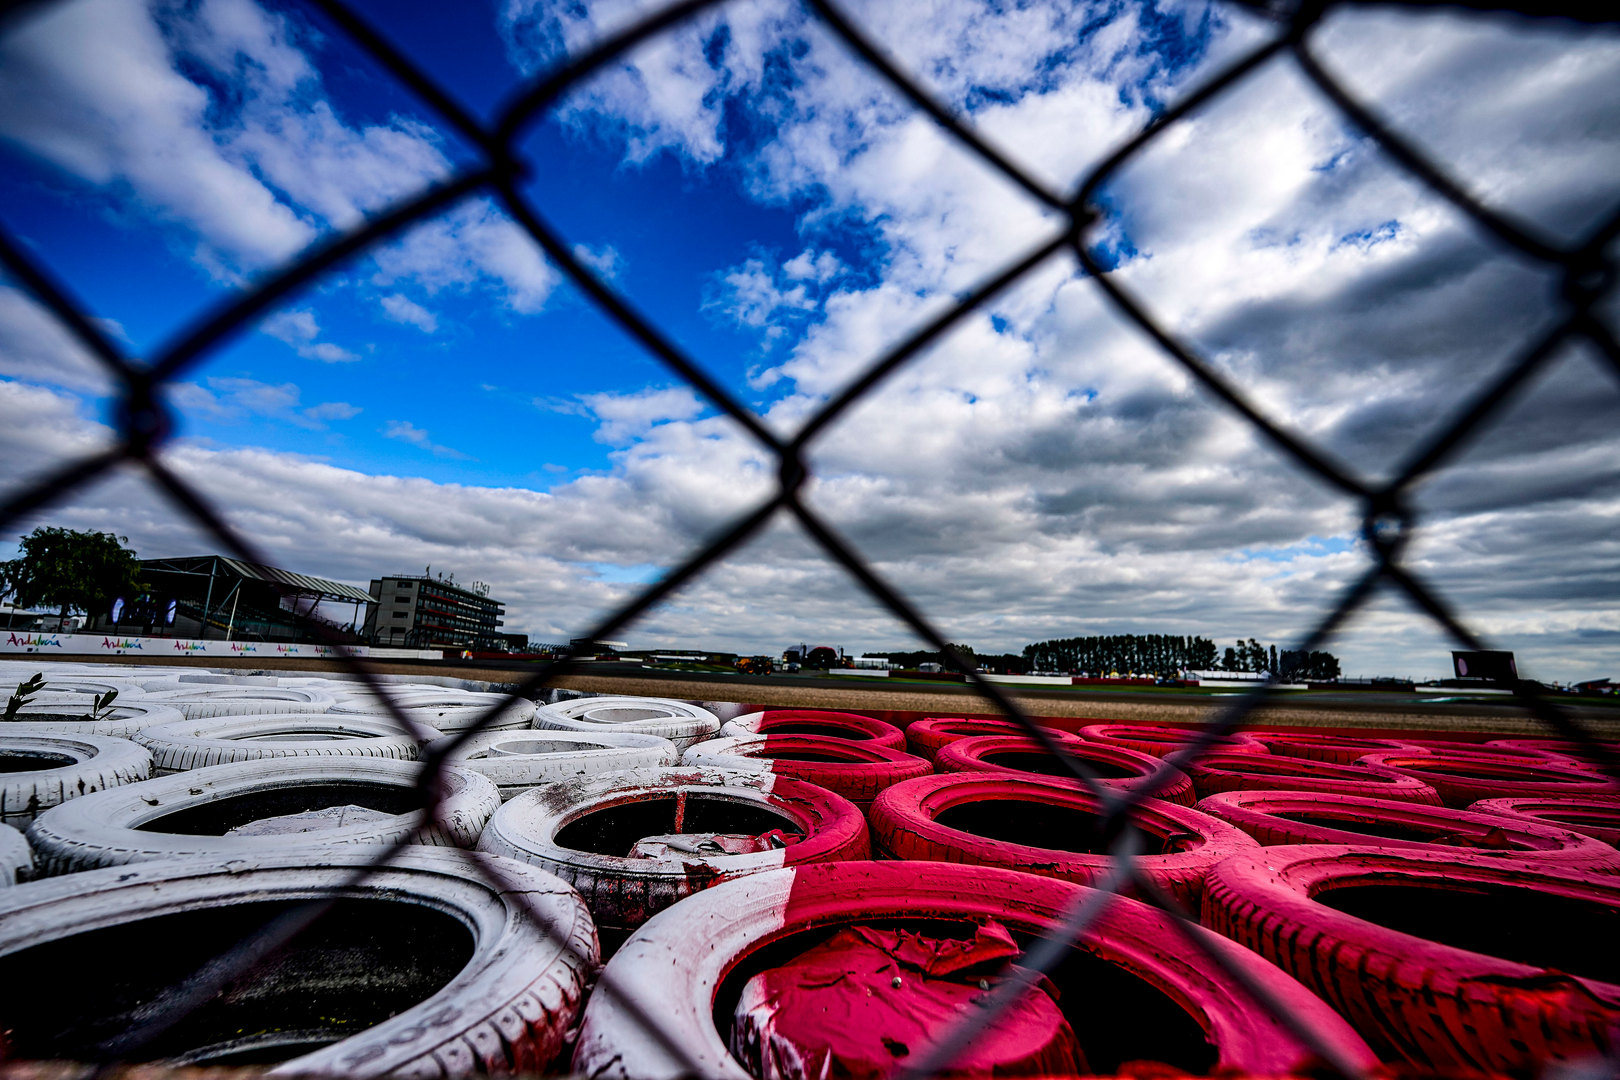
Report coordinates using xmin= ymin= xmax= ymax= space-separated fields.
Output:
xmin=87 ymin=555 xmax=375 ymax=644
xmin=364 ymin=574 xmax=506 ymax=652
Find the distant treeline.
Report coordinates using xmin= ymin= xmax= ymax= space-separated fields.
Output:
xmin=869 ymin=634 xmax=1340 ymax=680
xmin=870 ymin=643 xmax=1029 ymax=674
xmin=1022 ymin=634 xmax=1218 ymax=676
xmin=1021 ymin=634 xmax=1340 ymax=680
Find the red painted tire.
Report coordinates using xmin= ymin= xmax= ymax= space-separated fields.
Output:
xmin=1251 ymin=730 xmax=1429 ymax=765
xmin=1358 ymin=750 xmax=1620 ymax=809
xmin=1202 ymin=845 xmax=1620 ymax=1072
xmin=1078 ymin=722 xmax=1268 ymax=758
xmin=905 ymin=717 xmax=1063 ymax=763
xmin=870 ymin=773 xmax=1258 ymax=907
xmin=1196 ymin=789 xmax=1619 ymax=865
xmin=574 ymin=861 xmax=1379 ymax=1079
xmin=1487 ymin=737 xmax=1620 ymax=772
xmin=1178 ymin=750 xmax=1443 ymax=804
xmin=682 ymin=735 xmax=930 ymax=808
xmin=1400 ymin=736 xmax=1586 ymax=771
xmin=720 ymin=710 xmax=904 ymax=750
xmin=934 ymin=734 xmax=1196 ymax=806
xmin=1469 ymin=796 xmax=1620 ymax=848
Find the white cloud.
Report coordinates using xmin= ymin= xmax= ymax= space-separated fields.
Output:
xmin=259 ymin=307 xmax=360 ymax=363
xmin=0 ymin=287 xmax=120 ymax=393
xmin=383 ymin=419 xmax=469 ymax=459
xmin=579 ymin=385 xmax=707 ymax=445
xmin=4 ymin=2 xmax=1617 ymax=684
xmin=573 ymin=243 xmax=625 ymax=281
xmin=0 ymin=0 xmax=555 ymax=311
xmin=379 ymin=293 xmax=438 ymax=333
xmin=167 ymin=376 xmax=359 ymax=430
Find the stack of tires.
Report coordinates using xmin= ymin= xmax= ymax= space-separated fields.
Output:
xmin=4 ymin=662 xmax=1619 ymax=1079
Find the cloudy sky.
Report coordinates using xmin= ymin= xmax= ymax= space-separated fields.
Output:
xmin=0 ymin=0 xmax=1616 ymax=681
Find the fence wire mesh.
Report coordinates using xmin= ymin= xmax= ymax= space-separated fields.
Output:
xmin=0 ymin=0 xmax=1617 ymax=1075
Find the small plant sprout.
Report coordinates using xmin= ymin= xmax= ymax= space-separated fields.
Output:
xmin=2 ymin=672 xmax=47 ymax=721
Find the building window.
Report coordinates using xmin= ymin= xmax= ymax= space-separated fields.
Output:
xmin=392 ymin=612 xmax=407 ymax=619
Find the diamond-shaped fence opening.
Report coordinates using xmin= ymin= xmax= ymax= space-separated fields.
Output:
xmin=0 ymin=0 xmax=1616 ymax=1076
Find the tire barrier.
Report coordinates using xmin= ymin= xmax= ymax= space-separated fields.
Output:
xmin=533 ymin=697 xmax=720 ymax=751
xmin=25 ymin=757 xmax=499 ymax=875
xmin=0 ymin=823 xmax=32 ymax=885
xmin=1470 ymin=796 xmax=1620 ymax=849
xmin=573 ymin=860 xmax=1379 ymax=1080
xmin=0 ymin=731 xmax=152 ymax=825
xmin=1203 ymin=844 xmax=1620 ymax=1073
xmin=0 ymin=848 xmax=595 ymax=1074
xmin=141 ymin=685 xmax=339 ymax=718
xmin=331 ymin=689 xmax=537 ymax=732
xmin=681 ymin=734 xmax=931 ymax=809
xmin=134 ymin=713 xmax=437 ymax=774
xmin=1250 ymin=730 xmax=1429 ymax=765
xmin=4 ymin=701 xmax=186 ymax=737
xmin=870 ymin=773 xmax=1258 ymax=908
xmin=905 ymin=717 xmax=1066 ymax=763
xmin=1358 ymin=751 xmax=1620 ymax=809
xmin=477 ymin=766 xmax=867 ymax=937
xmin=1077 ymin=722 xmax=1269 ymax=758
xmin=1177 ymin=750 xmax=1444 ymax=804
xmin=720 ymin=709 xmax=905 ymax=750
xmin=1196 ymin=790 xmax=1619 ymax=865
xmin=933 ymin=734 xmax=1196 ymax=806
xmin=432 ymin=730 xmax=681 ymax=800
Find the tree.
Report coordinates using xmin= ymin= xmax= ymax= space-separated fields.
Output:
xmin=0 ymin=527 xmax=144 ymax=629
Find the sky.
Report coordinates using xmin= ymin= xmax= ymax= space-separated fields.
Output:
xmin=0 ymin=0 xmax=1616 ymax=681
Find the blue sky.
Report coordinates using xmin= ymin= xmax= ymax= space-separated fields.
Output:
xmin=1 ymin=0 xmax=1617 ymax=680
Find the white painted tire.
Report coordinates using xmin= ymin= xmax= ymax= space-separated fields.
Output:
xmin=0 ymin=823 xmax=31 ymax=884
xmin=0 ymin=732 xmax=152 ymax=825
xmin=25 ymin=757 xmax=500 ymax=875
xmin=133 ymin=713 xmax=439 ymax=774
xmin=477 ymin=766 xmax=868 ymax=933
xmin=2 ymin=677 xmax=147 ymax=702
xmin=434 ymin=730 xmax=681 ymax=800
xmin=532 ymin=697 xmax=719 ymax=751
xmin=0 ymin=847 xmax=595 ymax=1074
xmin=141 ymin=685 xmax=337 ymax=718
xmin=333 ymin=690 xmax=537 ymax=732
xmin=5 ymin=701 xmax=187 ymax=737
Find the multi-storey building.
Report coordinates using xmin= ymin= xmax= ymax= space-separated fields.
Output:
xmin=364 ymin=574 xmax=506 ymax=652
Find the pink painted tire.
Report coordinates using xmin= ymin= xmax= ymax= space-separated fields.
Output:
xmin=934 ymin=734 xmax=1195 ymax=806
xmin=1077 ymin=722 xmax=1268 ymax=758
xmin=1251 ymin=730 xmax=1429 ymax=765
xmin=1202 ymin=845 xmax=1620 ymax=1072
xmin=1469 ymin=796 xmax=1620 ymax=848
xmin=870 ymin=773 xmax=1258 ymax=908
xmin=1196 ymin=789 xmax=1619 ymax=865
xmin=905 ymin=717 xmax=1064 ymax=763
xmin=1178 ymin=750 xmax=1443 ymax=804
xmin=1486 ymin=737 xmax=1620 ymax=773
xmin=574 ymin=861 xmax=1379 ymax=1080
xmin=720 ymin=710 xmax=904 ymax=750
xmin=1358 ymin=751 xmax=1620 ymax=809
xmin=682 ymin=735 xmax=930 ymax=808
xmin=1399 ymin=737 xmax=1585 ymax=771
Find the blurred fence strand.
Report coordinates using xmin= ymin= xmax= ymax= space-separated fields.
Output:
xmin=0 ymin=0 xmax=1616 ymax=1075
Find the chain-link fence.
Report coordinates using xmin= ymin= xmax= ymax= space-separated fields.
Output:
xmin=0 ymin=0 xmax=1617 ymax=1075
